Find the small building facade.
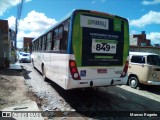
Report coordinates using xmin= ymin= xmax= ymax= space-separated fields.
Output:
xmin=130 ymin=45 xmax=160 ymax=55
xmin=130 ymin=31 xmax=151 ymax=46
xmin=129 ymin=31 xmax=160 ymax=55
xmin=23 ymin=37 xmax=34 ymax=53
xmin=0 ymin=20 xmax=11 ymax=68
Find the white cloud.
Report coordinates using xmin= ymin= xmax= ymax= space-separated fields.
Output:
xmin=7 ymin=16 xmax=16 ymax=29
xmin=142 ymin=0 xmax=160 ymax=5
xmin=0 ymin=0 xmax=31 ymax=16
xmin=129 ymin=11 xmax=160 ymax=27
xmin=146 ymin=32 xmax=160 ymax=44
xmin=7 ymin=10 xmax=57 ymax=48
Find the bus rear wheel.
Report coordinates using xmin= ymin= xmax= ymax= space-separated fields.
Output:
xmin=129 ymin=76 xmax=139 ymax=89
xmin=42 ymin=65 xmax=47 ymax=81
xmin=32 ymin=59 xmax=35 ymax=68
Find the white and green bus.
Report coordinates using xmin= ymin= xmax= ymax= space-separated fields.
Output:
xmin=32 ymin=9 xmax=129 ymax=90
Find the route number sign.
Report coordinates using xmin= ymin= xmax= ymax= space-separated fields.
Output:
xmin=92 ymin=39 xmax=117 ymax=54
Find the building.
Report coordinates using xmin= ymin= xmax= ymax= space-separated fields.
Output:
xmin=130 ymin=31 xmax=151 ymax=46
xmin=9 ymin=29 xmax=16 ymax=49
xmin=0 ymin=20 xmax=11 ymax=68
xmin=23 ymin=37 xmax=34 ymax=53
xmin=130 ymin=31 xmax=160 ymax=55
xmin=154 ymin=44 xmax=160 ymax=47
xmin=130 ymin=45 xmax=160 ymax=55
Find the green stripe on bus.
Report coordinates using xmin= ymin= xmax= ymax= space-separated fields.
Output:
xmin=114 ymin=18 xmax=121 ymax=32
xmin=72 ymin=13 xmax=82 ymax=67
xmin=123 ymin=21 xmax=129 ymax=63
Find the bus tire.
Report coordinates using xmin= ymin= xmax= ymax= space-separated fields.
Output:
xmin=32 ymin=59 xmax=35 ymax=68
xmin=129 ymin=76 xmax=139 ymax=89
xmin=42 ymin=65 xmax=47 ymax=81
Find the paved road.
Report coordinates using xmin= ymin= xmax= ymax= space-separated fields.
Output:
xmin=21 ymin=63 xmax=160 ymax=120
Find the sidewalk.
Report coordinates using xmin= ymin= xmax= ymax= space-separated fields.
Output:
xmin=0 ymin=62 xmax=44 ymax=120
xmin=1 ymin=100 xmax=44 ymax=120
xmin=6 ymin=62 xmax=22 ymax=71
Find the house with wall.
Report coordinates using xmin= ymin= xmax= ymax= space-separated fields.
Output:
xmin=0 ymin=20 xmax=11 ymax=68
xmin=23 ymin=37 xmax=34 ymax=53
xmin=130 ymin=31 xmax=160 ymax=55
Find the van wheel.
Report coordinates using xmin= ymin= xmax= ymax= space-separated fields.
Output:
xmin=129 ymin=77 xmax=139 ymax=89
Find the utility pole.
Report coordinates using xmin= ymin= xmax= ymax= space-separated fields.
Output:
xmin=14 ymin=0 xmax=24 ymax=61
xmin=15 ymin=19 xmax=18 ymax=49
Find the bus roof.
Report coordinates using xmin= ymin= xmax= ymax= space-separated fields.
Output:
xmin=32 ymin=9 xmax=128 ymax=42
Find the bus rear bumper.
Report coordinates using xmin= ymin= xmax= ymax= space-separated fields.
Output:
xmin=78 ymin=77 xmax=128 ymax=88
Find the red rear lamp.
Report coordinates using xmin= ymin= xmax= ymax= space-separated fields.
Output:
xmin=70 ymin=61 xmax=76 ymax=67
xmin=69 ymin=60 xmax=81 ymax=80
xmin=72 ymin=68 xmax=77 ymax=73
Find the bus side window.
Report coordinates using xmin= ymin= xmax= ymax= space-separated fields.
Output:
xmin=32 ymin=42 xmax=34 ymax=51
xmin=59 ymin=26 xmax=63 ymax=39
xmin=53 ymin=28 xmax=60 ymax=51
xmin=46 ymin=32 xmax=52 ymax=51
xmin=42 ymin=36 xmax=47 ymax=51
xmin=40 ymin=37 xmax=43 ymax=51
xmin=35 ymin=41 xmax=38 ymax=51
xmin=54 ymin=39 xmax=60 ymax=51
xmin=61 ymin=20 xmax=69 ymax=52
xmin=38 ymin=39 xmax=41 ymax=51
xmin=51 ymin=30 xmax=54 ymax=50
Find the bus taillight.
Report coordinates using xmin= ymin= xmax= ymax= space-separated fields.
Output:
xmin=120 ymin=61 xmax=129 ymax=78
xmin=69 ymin=60 xmax=81 ymax=80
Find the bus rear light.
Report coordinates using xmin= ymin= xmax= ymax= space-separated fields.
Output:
xmin=70 ymin=61 xmax=76 ymax=67
xmin=69 ymin=60 xmax=81 ymax=80
xmin=71 ymin=68 xmax=77 ymax=73
xmin=120 ymin=61 xmax=129 ymax=78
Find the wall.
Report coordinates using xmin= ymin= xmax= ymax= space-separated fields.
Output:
xmin=130 ymin=46 xmax=160 ymax=55
xmin=0 ymin=20 xmax=10 ymax=68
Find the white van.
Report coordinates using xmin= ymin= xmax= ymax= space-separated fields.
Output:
xmin=128 ymin=52 xmax=160 ymax=88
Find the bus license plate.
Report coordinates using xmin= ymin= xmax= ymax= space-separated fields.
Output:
xmin=97 ymin=69 xmax=107 ymax=73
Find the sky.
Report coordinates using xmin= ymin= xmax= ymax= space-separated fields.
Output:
xmin=0 ymin=0 xmax=160 ymax=48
